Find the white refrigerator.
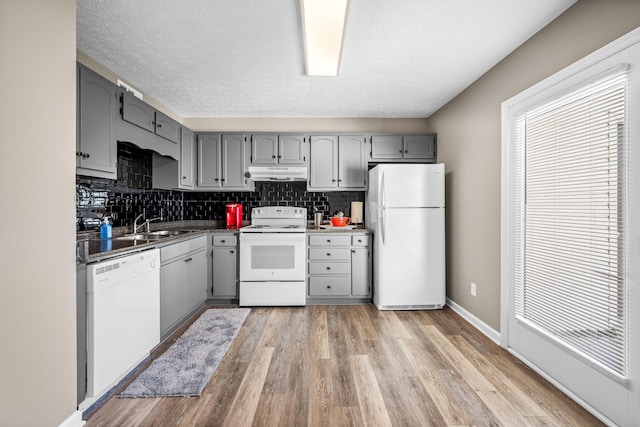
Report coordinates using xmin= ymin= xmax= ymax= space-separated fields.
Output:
xmin=366 ymin=163 xmax=445 ymax=310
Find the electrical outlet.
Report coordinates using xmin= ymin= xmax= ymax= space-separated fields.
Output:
xmin=471 ymin=282 xmax=477 ymax=297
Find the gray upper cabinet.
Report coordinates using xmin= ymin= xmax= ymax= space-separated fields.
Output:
xmin=250 ymin=133 xmax=307 ymax=165
xmin=403 ymin=134 xmax=436 ymax=160
xmin=180 ymin=128 xmax=196 ymax=188
xmin=370 ymin=135 xmax=403 ymax=159
xmin=308 ymin=135 xmax=367 ymax=191
xmin=197 ymin=133 xmax=222 ymax=188
xmin=197 ymin=133 xmax=254 ymax=191
xmin=338 ymin=135 xmax=367 ymax=188
xmin=152 ymin=126 xmax=196 ymax=190
xmin=309 ymin=136 xmax=338 ymax=188
xmin=155 ymin=111 xmax=181 ymax=144
xmin=251 ymin=134 xmax=278 ymax=164
xmin=221 ymin=134 xmax=246 ymax=188
xmin=370 ymin=134 xmax=437 ymax=162
xmin=121 ymin=91 xmax=181 ymax=146
xmin=76 ymin=64 xmax=117 ymax=179
xmin=121 ymin=91 xmax=155 ymax=133
xmin=279 ymin=134 xmax=307 ymax=164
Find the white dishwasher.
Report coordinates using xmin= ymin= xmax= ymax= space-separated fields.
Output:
xmin=85 ymin=248 xmax=160 ymax=405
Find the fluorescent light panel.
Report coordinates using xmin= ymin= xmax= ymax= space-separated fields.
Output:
xmin=300 ymin=0 xmax=348 ymax=76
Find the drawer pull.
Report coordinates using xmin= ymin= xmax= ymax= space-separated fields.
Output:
xmin=326 ymin=285 xmax=331 ymax=289
xmin=221 ymin=239 xmax=226 ymax=243
xmin=326 ymin=239 xmax=331 ymax=243
xmin=184 ymin=257 xmax=193 ymax=263
xmin=326 ymin=253 xmax=331 ymax=256
xmin=326 ymin=266 xmax=331 ymax=270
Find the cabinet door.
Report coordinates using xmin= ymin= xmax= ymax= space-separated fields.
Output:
xmin=121 ymin=91 xmax=155 ymax=133
xmin=370 ymin=135 xmax=403 ymax=159
xmin=309 ymin=136 xmax=338 ymax=189
xmin=404 ymin=135 xmax=436 ymax=160
xmin=251 ymin=134 xmax=278 ymax=164
xmin=185 ymin=249 xmax=207 ymax=311
xmin=77 ymin=65 xmax=117 ymax=175
xmin=213 ymin=246 xmax=238 ymax=297
xmin=160 ymin=261 xmax=188 ymax=336
xmin=197 ymin=133 xmax=222 ymax=188
xmin=222 ymin=134 xmax=246 ymax=187
xmin=351 ymin=247 xmax=371 ymax=296
xmin=155 ymin=111 xmax=181 ymax=144
xmin=180 ymin=128 xmax=195 ymax=188
xmin=338 ymin=135 xmax=367 ymax=189
xmin=279 ymin=134 xmax=307 ymax=164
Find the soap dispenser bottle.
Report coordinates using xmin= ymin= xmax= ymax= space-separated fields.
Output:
xmin=100 ymin=217 xmax=112 ymax=239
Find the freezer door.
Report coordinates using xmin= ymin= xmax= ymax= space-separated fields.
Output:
xmin=378 ymin=163 xmax=444 ymax=208
xmin=374 ymin=207 xmax=445 ymax=308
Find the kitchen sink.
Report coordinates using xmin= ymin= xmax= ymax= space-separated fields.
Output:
xmin=114 ymin=230 xmax=194 ymax=241
xmin=114 ymin=234 xmax=162 ymax=241
xmin=144 ymin=230 xmax=193 ymax=237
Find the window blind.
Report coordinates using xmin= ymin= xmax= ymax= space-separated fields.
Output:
xmin=513 ymin=66 xmax=628 ymax=377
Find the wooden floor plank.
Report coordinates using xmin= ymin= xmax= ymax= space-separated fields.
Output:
xmin=222 ymin=346 xmax=274 ymax=427
xmin=349 ymin=354 xmax=393 ymax=427
xmin=84 ymin=305 xmax=603 ymax=427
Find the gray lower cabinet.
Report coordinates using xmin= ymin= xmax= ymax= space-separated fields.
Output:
xmin=159 ymin=236 xmax=208 ymax=339
xmin=308 ymin=135 xmax=367 ymax=191
xmin=210 ymin=234 xmax=238 ymax=299
xmin=197 ymin=133 xmax=254 ymax=191
xmin=369 ymin=134 xmax=436 ymax=162
xmin=76 ymin=64 xmax=117 ymax=179
xmin=307 ymin=233 xmax=372 ymax=302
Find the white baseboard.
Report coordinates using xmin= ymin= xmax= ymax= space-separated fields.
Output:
xmin=446 ymin=297 xmax=501 ymax=345
xmin=58 ymin=410 xmax=85 ymax=427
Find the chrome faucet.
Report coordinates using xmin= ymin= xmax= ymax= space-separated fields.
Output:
xmin=144 ymin=217 xmax=162 ymax=232
xmin=132 ymin=213 xmax=145 ymax=234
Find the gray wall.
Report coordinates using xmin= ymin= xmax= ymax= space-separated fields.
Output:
xmin=0 ymin=0 xmax=78 ymax=426
xmin=430 ymin=0 xmax=640 ymax=331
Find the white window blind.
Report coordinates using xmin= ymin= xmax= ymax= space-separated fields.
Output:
xmin=513 ymin=66 xmax=628 ymax=378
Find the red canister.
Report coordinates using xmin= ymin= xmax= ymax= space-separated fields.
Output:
xmin=226 ymin=203 xmax=243 ymax=229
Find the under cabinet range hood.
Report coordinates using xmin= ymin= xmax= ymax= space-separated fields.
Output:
xmin=247 ymin=166 xmax=308 ymax=182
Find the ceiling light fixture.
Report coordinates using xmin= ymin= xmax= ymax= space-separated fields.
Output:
xmin=300 ymin=0 xmax=349 ymax=77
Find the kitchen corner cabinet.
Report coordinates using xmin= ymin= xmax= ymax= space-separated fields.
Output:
xmin=250 ymin=133 xmax=307 ymax=165
xmin=308 ymin=135 xmax=367 ymax=191
xmin=197 ymin=133 xmax=254 ymax=191
xmin=370 ymin=134 xmax=436 ymax=162
xmin=159 ymin=236 xmax=208 ymax=339
xmin=76 ymin=64 xmax=117 ymax=179
xmin=121 ymin=91 xmax=181 ymax=144
xmin=152 ymin=127 xmax=196 ymax=190
xmin=307 ymin=233 xmax=372 ymax=303
xmin=210 ymin=234 xmax=238 ymax=300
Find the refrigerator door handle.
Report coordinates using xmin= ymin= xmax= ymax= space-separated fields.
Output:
xmin=380 ymin=207 xmax=386 ymax=245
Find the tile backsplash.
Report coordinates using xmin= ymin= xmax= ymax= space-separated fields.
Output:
xmin=76 ymin=142 xmax=365 ymax=230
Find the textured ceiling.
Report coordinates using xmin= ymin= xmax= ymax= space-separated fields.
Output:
xmin=77 ymin=0 xmax=575 ymax=118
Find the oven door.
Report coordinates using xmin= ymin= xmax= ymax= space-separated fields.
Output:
xmin=239 ymin=232 xmax=306 ymax=282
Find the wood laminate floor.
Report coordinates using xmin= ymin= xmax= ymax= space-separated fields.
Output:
xmin=85 ymin=305 xmax=603 ymax=426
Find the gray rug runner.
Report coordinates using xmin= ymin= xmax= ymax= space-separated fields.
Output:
xmin=120 ymin=308 xmax=250 ymax=398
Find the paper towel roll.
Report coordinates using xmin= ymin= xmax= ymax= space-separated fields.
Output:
xmin=351 ymin=201 xmax=363 ymax=225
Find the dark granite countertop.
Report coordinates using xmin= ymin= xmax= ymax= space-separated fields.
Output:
xmin=77 ymin=220 xmax=372 ymax=264
xmin=77 ymin=220 xmax=240 ymax=265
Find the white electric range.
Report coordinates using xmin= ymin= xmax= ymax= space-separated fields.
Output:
xmin=239 ymin=206 xmax=307 ymax=306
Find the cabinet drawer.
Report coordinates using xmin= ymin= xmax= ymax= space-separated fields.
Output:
xmin=309 ymin=248 xmax=350 ymax=261
xmin=308 ymin=234 xmax=351 ymax=246
xmin=309 ymin=277 xmax=351 ymax=296
xmin=160 ymin=236 xmax=207 ymax=264
xmin=308 ymin=262 xmax=350 ymax=275
xmin=212 ymin=234 xmax=237 ymax=247
xmin=351 ymin=235 xmax=370 ymax=246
